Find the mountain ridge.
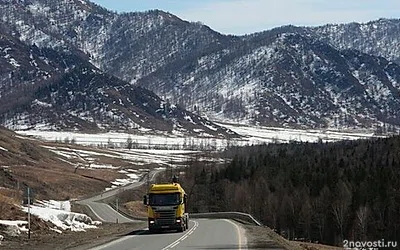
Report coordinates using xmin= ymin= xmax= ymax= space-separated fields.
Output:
xmin=1 ymin=0 xmax=400 ymax=131
xmin=0 ymin=26 xmax=235 ymax=137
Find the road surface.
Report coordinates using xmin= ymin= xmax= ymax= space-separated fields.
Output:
xmin=76 ymin=169 xmax=160 ymax=223
xmin=91 ymin=219 xmax=247 ymax=250
xmin=77 ymin=169 xmax=248 ymax=249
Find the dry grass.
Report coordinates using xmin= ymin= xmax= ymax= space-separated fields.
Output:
xmin=292 ymin=242 xmax=343 ymax=250
xmin=10 ymin=165 xmax=109 ymax=200
xmin=0 ymin=191 xmax=25 ymax=220
xmin=75 ymin=168 xmax=123 ymax=183
xmin=0 ymin=127 xmax=132 ymax=216
xmin=124 ymin=201 xmax=147 ymax=218
xmin=1 ymin=222 xmax=147 ymax=250
xmin=243 ymin=224 xmax=343 ymax=250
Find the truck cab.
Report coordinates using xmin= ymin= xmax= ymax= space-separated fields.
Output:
xmin=143 ymin=182 xmax=189 ymax=233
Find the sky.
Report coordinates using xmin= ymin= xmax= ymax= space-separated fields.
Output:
xmin=90 ymin=0 xmax=399 ymax=35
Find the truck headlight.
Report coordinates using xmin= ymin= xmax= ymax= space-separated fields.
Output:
xmin=150 ymin=220 xmax=155 ymax=224
xmin=176 ymin=219 xmax=181 ymax=223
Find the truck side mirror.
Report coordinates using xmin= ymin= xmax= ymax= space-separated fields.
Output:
xmin=143 ymin=195 xmax=147 ymax=205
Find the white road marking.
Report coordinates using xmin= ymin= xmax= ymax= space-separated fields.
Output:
xmin=224 ymin=219 xmax=247 ymax=250
xmin=161 ymin=220 xmax=199 ymax=250
xmin=90 ymin=228 xmax=147 ymax=250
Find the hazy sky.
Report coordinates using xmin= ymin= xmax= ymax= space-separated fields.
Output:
xmin=91 ymin=0 xmax=399 ymax=35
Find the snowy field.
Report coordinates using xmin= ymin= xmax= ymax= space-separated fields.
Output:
xmin=42 ymin=144 xmax=219 ymax=191
xmin=14 ymin=124 xmax=379 ymax=191
xmin=219 ymin=123 xmax=378 ymax=144
xmin=16 ymin=123 xmax=379 ymax=150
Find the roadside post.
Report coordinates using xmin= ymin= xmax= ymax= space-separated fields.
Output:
xmin=27 ymin=187 xmax=31 ymax=239
xmin=116 ymin=197 xmax=119 ymax=224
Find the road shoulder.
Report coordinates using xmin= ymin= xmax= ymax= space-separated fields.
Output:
xmin=1 ymin=222 xmax=146 ymax=250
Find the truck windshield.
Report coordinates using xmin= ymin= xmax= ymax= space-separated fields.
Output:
xmin=149 ymin=193 xmax=180 ymax=206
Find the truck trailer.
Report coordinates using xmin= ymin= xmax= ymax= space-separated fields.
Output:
xmin=143 ymin=180 xmax=189 ymax=233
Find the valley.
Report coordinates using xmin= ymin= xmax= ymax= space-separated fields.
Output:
xmin=0 ymin=0 xmax=399 ymax=249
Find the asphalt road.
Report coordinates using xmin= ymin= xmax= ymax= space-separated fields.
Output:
xmin=91 ymin=219 xmax=247 ymax=250
xmin=78 ymin=169 xmax=248 ymax=249
xmin=76 ymin=169 xmax=160 ymax=223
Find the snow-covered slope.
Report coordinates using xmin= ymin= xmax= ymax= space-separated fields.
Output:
xmin=1 ymin=0 xmax=400 ymax=131
xmin=308 ymin=19 xmax=400 ymax=65
xmin=140 ymin=32 xmax=400 ymax=129
xmin=0 ymin=29 xmax=234 ymax=136
xmin=0 ymin=0 xmax=233 ymax=82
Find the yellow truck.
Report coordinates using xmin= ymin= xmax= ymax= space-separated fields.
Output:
xmin=143 ymin=180 xmax=189 ymax=233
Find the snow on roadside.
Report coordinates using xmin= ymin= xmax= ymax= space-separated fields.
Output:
xmin=0 ymin=220 xmax=28 ymax=236
xmin=36 ymin=200 xmax=71 ymax=211
xmin=21 ymin=200 xmax=101 ymax=232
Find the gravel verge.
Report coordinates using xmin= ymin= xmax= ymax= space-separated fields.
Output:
xmin=1 ymin=222 xmax=146 ymax=250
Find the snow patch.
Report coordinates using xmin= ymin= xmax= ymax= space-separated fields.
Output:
xmin=8 ymin=58 xmax=20 ymax=68
xmin=21 ymin=202 xmax=101 ymax=232
xmin=184 ymin=115 xmax=196 ymax=124
xmin=89 ymin=163 xmax=119 ymax=169
xmin=32 ymin=99 xmax=52 ymax=108
xmin=0 ymin=220 xmax=28 ymax=236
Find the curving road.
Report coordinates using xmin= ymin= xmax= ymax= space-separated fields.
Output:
xmin=91 ymin=219 xmax=247 ymax=250
xmin=77 ymin=169 xmax=249 ymax=249
xmin=76 ymin=169 xmax=160 ymax=223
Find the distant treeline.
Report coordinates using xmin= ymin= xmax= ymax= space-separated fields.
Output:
xmin=181 ymin=136 xmax=400 ymax=246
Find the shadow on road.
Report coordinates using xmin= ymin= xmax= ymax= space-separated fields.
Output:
xmin=193 ymin=245 xmax=278 ymax=249
xmin=125 ymin=229 xmax=148 ymax=236
xmin=189 ymin=244 xmax=243 ymax=249
xmin=125 ymin=229 xmax=184 ymax=236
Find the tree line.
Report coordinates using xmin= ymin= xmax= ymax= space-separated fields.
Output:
xmin=180 ymin=135 xmax=400 ymax=246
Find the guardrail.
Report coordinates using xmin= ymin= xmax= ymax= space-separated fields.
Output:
xmin=190 ymin=212 xmax=262 ymax=226
xmin=99 ymin=204 xmax=264 ymax=226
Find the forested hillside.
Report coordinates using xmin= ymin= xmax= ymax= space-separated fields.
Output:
xmin=181 ymin=136 xmax=400 ymax=246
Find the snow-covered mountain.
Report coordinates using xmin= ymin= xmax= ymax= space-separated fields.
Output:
xmin=308 ymin=19 xmax=400 ymax=65
xmin=1 ymin=0 xmax=400 ymax=130
xmin=0 ymin=0 xmax=234 ymax=81
xmin=141 ymin=32 xmax=400 ymax=128
xmin=0 ymin=26 xmax=234 ymax=136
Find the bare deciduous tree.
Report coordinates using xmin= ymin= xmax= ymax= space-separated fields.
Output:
xmin=332 ymin=181 xmax=352 ymax=243
xmin=356 ymin=205 xmax=369 ymax=241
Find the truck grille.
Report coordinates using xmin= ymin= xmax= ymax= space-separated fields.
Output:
xmin=156 ymin=209 xmax=176 ymax=225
